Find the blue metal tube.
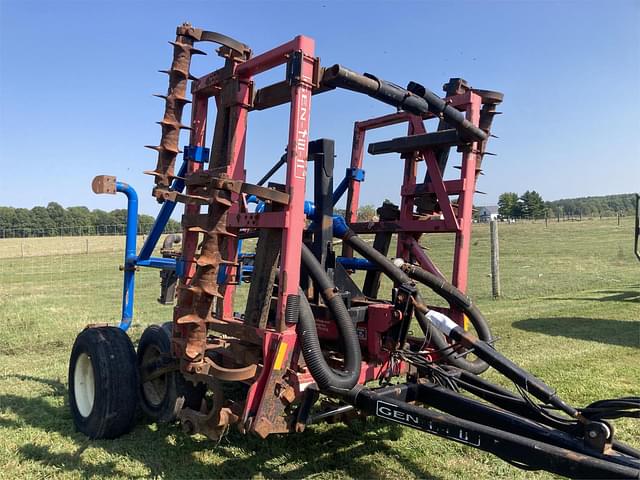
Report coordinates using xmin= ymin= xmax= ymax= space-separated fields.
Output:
xmin=332 ymin=176 xmax=349 ymax=206
xmin=337 ymin=256 xmax=378 ymax=271
xmin=115 ymin=181 xmax=139 ymax=331
xmin=136 ymin=257 xmax=177 ymax=269
xmin=137 ymin=160 xmax=187 ymax=260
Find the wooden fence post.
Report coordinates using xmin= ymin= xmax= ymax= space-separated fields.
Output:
xmin=490 ymin=220 xmax=501 ymax=298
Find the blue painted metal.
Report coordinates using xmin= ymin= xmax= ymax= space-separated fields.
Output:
xmin=332 ymin=215 xmax=349 ymax=238
xmin=246 ymin=195 xmax=264 ymax=212
xmin=115 ymin=181 xmax=139 ymax=331
xmin=183 ymin=145 xmax=210 ymax=163
xmin=138 ymin=160 xmax=188 ymax=261
xmin=176 ymin=258 xmax=186 ymax=278
xmin=337 ymin=256 xmax=377 ymax=271
xmin=136 ymin=257 xmax=177 ymax=269
xmin=332 ymin=167 xmax=365 ymax=206
xmin=246 ymin=195 xmax=312 ymax=215
xmin=304 ymin=200 xmax=315 ymax=217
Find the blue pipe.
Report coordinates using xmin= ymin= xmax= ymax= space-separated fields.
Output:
xmin=116 ymin=181 xmax=139 ymax=331
xmin=138 ymin=160 xmax=187 ymax=260
xmin=337 ymin=256 xmax=377 ymax=271
xmin=332 ymin=176 xmax=349 ymax=206
xmin=136 ymin=257 xmax=177 ymax=269
xmin=246 ymin=195 xmax=314 ymax=216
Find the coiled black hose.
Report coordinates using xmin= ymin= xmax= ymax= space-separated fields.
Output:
xmin=335 ymin=223 xmax=491 ymax=374
xmin=297 ymin=244 xmax=362 ymax=393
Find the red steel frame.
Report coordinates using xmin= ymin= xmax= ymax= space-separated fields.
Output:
xmin=344 ymin=91 xmax=483 ymax=303
xmin=179 ymin=35 xmax=485 ymax=433
xmin=184 ymin=36 xmax=320 ymax=433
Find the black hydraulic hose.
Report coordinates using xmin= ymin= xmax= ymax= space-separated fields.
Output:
xmin=404 ymin=286 xmax=580 ymax=420
xmin=332 ymin=220 xmax=490 ymax=374
xmin=297 ymin=244 xmax=361 ymax=393
xmin=406 ymin=81 xmax=488 ymax=143
xmin=322 ymin=65 xmax=487 ymax=143
xmin=400 ymin=262 xmax=493 ymax=345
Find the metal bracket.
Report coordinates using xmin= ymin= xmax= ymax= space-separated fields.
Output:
xmin=91 ymin=175 xmax=117 ymax=195
xmin=184 ymin=145 xmax=210 ymax=164
xmin=393 ymin=282 xmax=418 ymax=347
xmin=287 ymin=50 xmax=304 ymax=86
xmin=346 ymin=167 xmax=365 ymax=182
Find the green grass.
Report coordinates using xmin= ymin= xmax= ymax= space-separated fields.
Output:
xmin=0 ymin=218 xmax=638 ymax=479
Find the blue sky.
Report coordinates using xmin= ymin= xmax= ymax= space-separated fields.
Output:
xmin=1 ymin=0 xmax=638 ymax=215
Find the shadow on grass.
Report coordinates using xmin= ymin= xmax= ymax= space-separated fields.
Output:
xmin=547 ymin=288 xmax=640 ymax=303
xmin=513 ymin=317 xmax=640 ymax=348
xmin=1 ymin=375 xmax=443 ymax=479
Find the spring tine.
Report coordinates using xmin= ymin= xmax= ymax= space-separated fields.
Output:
xmin=153 ymin=93 xmax=192 ymax=104
xmin=144 ymin=144 xmax=182 ymax=154
xmin=156 ymin=120 xmax=192 ymax=131
xmin=150 ymin=28 xmax=198 ymax=194
xmin=169 ymin=41 xmax=207 ymax=56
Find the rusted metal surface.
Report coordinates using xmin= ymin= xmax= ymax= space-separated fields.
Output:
xmin=203 ymin=356 xmax=258 ymax=381
xmin=91 ymin=175 xmax=117 ymax=195
xmin=177 ymin=377 xmax=240 ymax=441
xmin=244 ymin=224 xmax=281 ymax=328
xmin=146 ymin=23 xmax=203 ymax=198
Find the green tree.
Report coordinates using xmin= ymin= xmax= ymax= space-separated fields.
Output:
xmin=498 ymin=192 xmax=520 ymax=218
xmin=0 ymin=207 xmax=17 ymax=234
xmin=67 ymin=206 xmax=93 ymax=232
xmin=13 ymin=208 xmax=34 ymax=236
xmin=46 ymin=202 xmax=67 ymax=226
xmin=357 ymin=204 xmax=377 ymax=221
xmin=520 ymin=190 xmax=546 ymax=218
xmin=31 ymin=206 xmax=56 ymax=235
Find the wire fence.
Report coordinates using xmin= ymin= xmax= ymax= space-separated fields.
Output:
xmin=0 ymin=223 xmax=181 ymax=239
xmin=0 ymin=225 xmax=169 ymax=305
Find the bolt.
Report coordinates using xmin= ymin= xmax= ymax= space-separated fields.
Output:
xmin=588 ymin=430 xmax=598 ymax=439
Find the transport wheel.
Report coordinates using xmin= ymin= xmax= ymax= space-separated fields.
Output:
xmin=137 ymin=322 xmax=205 ymax=423
xmin=68 ymin=326 xmax=138 ymax=439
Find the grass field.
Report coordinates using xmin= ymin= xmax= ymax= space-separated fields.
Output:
xmin=0 ymin=218 xmax=638 ymax=479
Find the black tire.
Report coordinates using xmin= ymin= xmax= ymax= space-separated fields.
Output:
xmin=137 ymin=322 xmax=205 ymax=423
xmin=68 ymin=326 xmax=138 ymax=439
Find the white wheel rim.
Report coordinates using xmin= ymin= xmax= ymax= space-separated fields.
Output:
xmin=74 ymin=353 xmax=95 ymax=417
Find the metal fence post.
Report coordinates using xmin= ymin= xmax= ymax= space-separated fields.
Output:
xmin=490 ymin=220 xmax=501 ymax=298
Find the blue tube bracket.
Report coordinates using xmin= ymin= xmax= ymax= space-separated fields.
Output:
xmin=184 ymin=145 xmax=210 ymax=163
xmin=347 ymin=167 xmax=366 ymax=182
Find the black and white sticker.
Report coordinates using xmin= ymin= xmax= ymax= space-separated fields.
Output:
xmin=375 ymin=400 xmax=481 ymax=447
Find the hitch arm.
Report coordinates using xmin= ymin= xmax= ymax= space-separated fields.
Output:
xmin=347 ymin=384 xmax=640 ymax=479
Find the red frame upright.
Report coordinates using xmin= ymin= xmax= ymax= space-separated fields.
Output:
xmin=344 ymin=91 xmax=484 ymax=301
xmin=178 ymin=34 xmax=486 ymax=434
xmin=186 ymin=36 xmax=318 ymax=435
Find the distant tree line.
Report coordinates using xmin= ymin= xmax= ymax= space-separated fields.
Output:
xmin=498 ymin=192 xmax=636 ymax=219
xmin=0 ymin=202 xmax=182 ymax=238
xmin=545 ymin=194 xmax=636 ymax=218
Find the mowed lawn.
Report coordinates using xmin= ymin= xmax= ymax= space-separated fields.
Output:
xmin=0 ymin=217 xmax=638 ymax=479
